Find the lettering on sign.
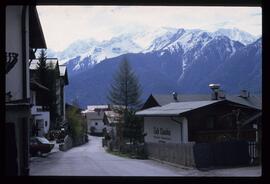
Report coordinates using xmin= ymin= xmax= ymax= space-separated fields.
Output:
xmin=153 ymin=127 xmax=171 ymax=136
xmin=153 ymin=126 xmax=171 ymax=141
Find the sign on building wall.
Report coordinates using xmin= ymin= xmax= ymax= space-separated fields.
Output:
xmin=144 ymin=117 xmax=182 ymax=144
xmin=153 ymin=127 xmax=172 ymax=142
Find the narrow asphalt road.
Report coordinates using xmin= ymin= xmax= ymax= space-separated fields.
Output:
xmin=29 ymin=136 xmax=261 ymax=176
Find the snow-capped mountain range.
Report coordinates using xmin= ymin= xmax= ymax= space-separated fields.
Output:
xmin=45 ymin=27 xmax=261 ymax=107
xmin=47 ymin=27 xmax=258 ymax=76
xmin=47 ymin=27 xmax=177 ymax=71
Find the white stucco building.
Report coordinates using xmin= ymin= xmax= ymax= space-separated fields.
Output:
xmin=103 ymin=110 xmax=122 ymax=139
xmin=30 ymin=80 xmax=50 ymax=136
xmin=82 ymin=105 xmax=109 ymax=134
xmin=5 ymin=6 xmax=46 ymax=175
xmin=143 ymin=117 xmax=189 ymax=144
xmin=29 ymin=59 xmax=69 ymax=129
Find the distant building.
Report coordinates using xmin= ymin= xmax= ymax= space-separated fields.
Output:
xmin=82 ymin=105 xmax=110 ymax=134
xmin=30 ymin=79 xmax=50 ymax=137
xmin=5 ymin=6 xmax=46 ymax=175
xmin=59 ymin=65 xmax=69 ymax=122
xmin=103 ymin=110 xmax=122 ymax=139
xmin=30 ymin=58 xmax=69 ymax=129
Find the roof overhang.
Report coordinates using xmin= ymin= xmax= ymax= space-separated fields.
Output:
xmin=225 ymin=98 xmax=261 ymax=111
xmin=30 ymin=80 xmax=49 ymax=92
xmin=136 ymin=100 xmax=222 ymax=117
xmin=136 ymin=98 xmax=262 ymax=117
xmin=59 ymin=65 xmax=69 ymax=85
xmin=31 ymin=113 xmax=43 ymax=116
xmin=29 ymin=6 xmax=47 ymax=49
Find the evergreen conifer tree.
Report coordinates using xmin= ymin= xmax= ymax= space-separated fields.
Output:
xmin=107 ymin=58 xmax=144 ymax=149
xmin=36 ymin=49 xmax=49 ymax=87
xmin=107 ymin=58 xmax=142 ymax=110
xmin=36 ymin=50 xmax=58 ymax=130
xmin=36 ymin=49 xmax=50 ymax=107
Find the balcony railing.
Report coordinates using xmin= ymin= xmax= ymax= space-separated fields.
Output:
xmin=31 ymin=105 xmax=50 ymax=114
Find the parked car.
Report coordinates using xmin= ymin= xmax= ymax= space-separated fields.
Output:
xmin=30 ymin=137 xmax=54 ymax=156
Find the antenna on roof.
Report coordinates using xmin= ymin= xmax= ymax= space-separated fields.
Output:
xmin=239 ymin=90 xmax=250 ymax=99
xmin=209 ymin=84 xmax=220 ymax=100
xmin=172 ymin=92 xmax=178 ymax=102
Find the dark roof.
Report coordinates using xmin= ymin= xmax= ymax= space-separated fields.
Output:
xmin=59 ymin=65 xmax=69 ymax=85
xmin=30 ymin=79 xmax=49 ymax=91
xmin=152 ymin=94 xmax=211 ymax=105
xmin=104 ymin=111 xmax=121 ymax=124
xmin=226 ymin=95 xmax=261 ymax=110
xmin=145 ymin=94 xmax=261 ymax=110
xmin=30 ymin=58 xmax=59 ymax=70
xmin=136 ymin=97 xmax=261 ymax=117
xmin=83 ymin=111 xmax=105 ymax=120
xmin=29 ymin=6 xmax=47 ymax=49
xmin=137 ymin=100 xmax=221 ymax=117
xmin=30 ymin=58 xmax=60 ymax=78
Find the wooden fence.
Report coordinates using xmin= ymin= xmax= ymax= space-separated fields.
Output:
xmin=248 ymin=141 xmax=259 ymax=164
xmin=145 ymin=141 xmax=255 ymax=169
xmin=145 ymin=142 xmax=196 ymax=167
xmin=193 ymin=141 xmax=250 ymax=168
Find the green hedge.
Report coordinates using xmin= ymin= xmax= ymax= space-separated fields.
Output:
xmin=66 ymin=106 xmax=87 ymax=146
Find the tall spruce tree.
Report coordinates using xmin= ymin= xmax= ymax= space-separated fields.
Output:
xmin=107 ymin=58 xmax=143 ymax=148
xmin=36 ymin=50 xmax=58 ymax=130
xmin=107 ymin=58 xmax=142 ymax=110
xmin=36 ymin=49 xmax=49 ymax=87
xmin=36 ymin=49 xmax=49 ymax=107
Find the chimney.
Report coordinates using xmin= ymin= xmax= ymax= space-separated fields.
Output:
xmin=217 ymin=90 xmax=226 ymax=99
xmin=172 ymin=92 xmax=178 ymax=101
xmin=209 ymin=84 xmax=220 ymax=100
xmin=239 ymin=90 xmax=249 ymax=98
xmin=108 ymin=104 xmax=112 ymax=110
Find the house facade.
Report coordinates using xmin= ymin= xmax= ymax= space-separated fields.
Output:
xmin=5 ymin=6 xmax=46 ymax=175
xmin=136 ymin=91 xmax=261 ymax=167
xmin=143 ymin=116 xmax=189 ymax=144
xmin=30 ymin=79 xmax=50 ymax=137
xmin=137 ymin=92 xmax=261 ymax=144
xmin=103 ymin=110 xmax=122 ymax=139
xmin=82 ymin=105 xmax=109 ymax=134
xmin=30 ymin=58 xmax=68 ymax=130
xmin=59 ymin=65 xmax=69 ymax=123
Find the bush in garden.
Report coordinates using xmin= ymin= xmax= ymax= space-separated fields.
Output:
xmin=66 ymin=105 xmax=86 ymax=146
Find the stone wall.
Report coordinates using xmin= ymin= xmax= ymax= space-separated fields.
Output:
xmin=59 ymin=135 xmax=73 ymax=151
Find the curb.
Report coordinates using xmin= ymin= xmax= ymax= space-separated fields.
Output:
xmin=148 ymin=156 xmax=194 ymax=170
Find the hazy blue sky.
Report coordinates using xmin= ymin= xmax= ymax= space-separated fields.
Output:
xmin=37 ymin=6 xmax=262 ymax=52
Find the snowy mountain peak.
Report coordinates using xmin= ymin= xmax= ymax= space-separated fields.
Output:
xmin=213 ymin=28 xmax=257 ymax=45
xmin=149 ymin=28 xmax=214 ymax=54
xmin=47 ymin=27 xmax=258 ymax=76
